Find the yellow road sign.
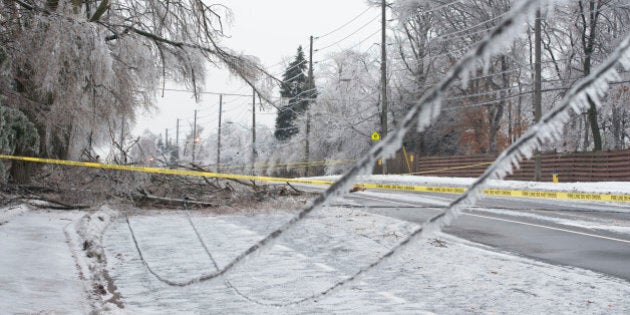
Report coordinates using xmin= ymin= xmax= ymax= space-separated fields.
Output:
xmin=371 ymin=132 xmax=381 ymax=141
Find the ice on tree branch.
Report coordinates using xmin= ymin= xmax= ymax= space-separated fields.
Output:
xmin=122 ymin=0 xmax=558 ymax=292
xmin=387 ymin=31 xmax=630 ymax=273
xmin=13 ymin=0 xmax=279 ymax=109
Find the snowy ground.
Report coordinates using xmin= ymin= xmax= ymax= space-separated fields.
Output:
xmin=1 ymin=177 xmax=630 ymax=313
xmin=99 ymin=208 xmax=630 ymax=313
xmin=0 ymin=205 xmax=89 ymax=313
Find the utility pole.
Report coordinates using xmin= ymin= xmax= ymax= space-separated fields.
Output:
xmin=175 ymin=118 xmax=180 ymax=164
xmin=534 ymin=9 xmax=542 ymax=181
xmin=192 ymin=109 xmax=197 ymax=164
xmin=305 ymin=35 xmax=314 ymax=176
xmin=217 ymin=94 xmax=223 ymax=173
xmin=380 ymin=0 xmax=388 ymax=175
xmin=252 ymin=88 xmax=257 ymax=174
xmin=164 ymin=128 xmax=169 ymax=166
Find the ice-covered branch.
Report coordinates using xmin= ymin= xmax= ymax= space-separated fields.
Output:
xmin=267 ymin=30 xmax=630 ymax=307
xmin=125 ymin=0 xmax=556 ymax=291
xmin=444 ymin=33 xmax=630 ymax=222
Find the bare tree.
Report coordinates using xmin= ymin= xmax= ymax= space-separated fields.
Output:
xmin=0 ymin=0 xmax=271 ymax=182
xmin=392 ymin=0 xmax=517 ymax=155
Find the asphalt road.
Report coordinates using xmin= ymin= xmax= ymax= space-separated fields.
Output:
xmin=338 ymin=191 xmax=630 ymax=281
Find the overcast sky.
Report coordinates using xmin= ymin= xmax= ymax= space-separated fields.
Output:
xmin=134 ymin=0 xmax=381 ymax=140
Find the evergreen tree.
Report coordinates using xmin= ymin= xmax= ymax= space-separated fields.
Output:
xmin=0 ymin=105 xmax=39 ymax=184
xmin=275 ymin=46 xmax=316 ymax=141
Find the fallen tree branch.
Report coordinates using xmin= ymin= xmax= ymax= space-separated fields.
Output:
xmin=185 ymin=164 xmax=223 ymax=190
xmin=286 ymin=182 xmax=303 ymax=194
xmin=187 ymin=163 xmax=262 ymax=191
xmin=136 ymin=189 xmax=216 ymax=207
xmin=26 ymin=197 xmax=91 ymax=210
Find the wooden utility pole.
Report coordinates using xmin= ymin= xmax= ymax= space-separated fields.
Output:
xmin=175 ymin=118 xmax=180 ymax=163
xmin=252 ymin=88 xmax=257 ymax=173
xmin=217 ymin=94 xmax=223 ymax=173
xmin=534 ymin=9 xmax=542 ymax=181
xmin=175 ymin=119 xmax=180 ymax=147
xmin=305 ymin=35 xmax=314 ymax=176
xmin=380 ymin=0 xmax=388 ymax=174
xmin=192 ymin=109 xmax=197 ymax=163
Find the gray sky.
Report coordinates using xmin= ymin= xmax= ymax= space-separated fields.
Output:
xmin=134 ymin=0 xmax=381 ymax=139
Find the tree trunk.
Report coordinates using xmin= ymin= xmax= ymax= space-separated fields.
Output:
xmin=580 ymin=0 xmax=603 ymax=151
xmin=488 ymin=104 xmax=504 ymax=154
xmin=489 ymin=56 xmax=509 ymax=154
xmin=583 ymin=114 xmax=590 ymax=150
xmin=586 ymin=96 xmax=602 ymax=151
xmin=9 ymin=161 xmax=32 ymax=185
xmin=612 ymin=106 xmax=622 ymax=150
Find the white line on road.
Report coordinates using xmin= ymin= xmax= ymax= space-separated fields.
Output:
xmin=355 ymin=195 xmax=630 ymax=245
xmin=465 ymin=212 xmax=630 ymax=245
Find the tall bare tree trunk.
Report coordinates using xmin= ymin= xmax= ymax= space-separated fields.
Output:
xmin=580 ymin=0 xmax=603 ymax=151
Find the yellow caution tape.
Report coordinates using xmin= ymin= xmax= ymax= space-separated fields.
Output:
xmin=1 ymin=154 xmax=629 ymax=203
xmin=0 ymin=154 xmax=334 ymax=186
xmin=483 ymin=188 xmax=630 ymax=203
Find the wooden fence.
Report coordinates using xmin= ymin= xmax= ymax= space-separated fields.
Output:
xmin=378 ymin=149 xmax=630 ymax=182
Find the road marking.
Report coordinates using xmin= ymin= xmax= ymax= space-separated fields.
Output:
xmin=356 ymin=195 xmax=630 ymax=245
xmin=464 ymin=212 xmax=630 ymax=245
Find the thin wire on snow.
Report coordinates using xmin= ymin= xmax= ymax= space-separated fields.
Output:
xmin=124 ymin=0 xmax=560 ymax=297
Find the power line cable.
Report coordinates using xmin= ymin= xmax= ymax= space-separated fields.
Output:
xmin=316 ymin=6 xmax=374 ymax=40
xmin=316 ymin=28 xmax=382 ymax=65
xmin=159 ymin=88 xmax=252 ymax=97
xmin=315 ymin=14 xmax=381 ymax=52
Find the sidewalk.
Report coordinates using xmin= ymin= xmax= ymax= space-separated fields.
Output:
xmin=0 ymin=207 xmax=88 ymax=313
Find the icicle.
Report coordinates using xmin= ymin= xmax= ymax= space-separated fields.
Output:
xmin=417 ymin=97 xmax=443 ymax=133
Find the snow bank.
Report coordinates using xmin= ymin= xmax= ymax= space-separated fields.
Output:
xmin=0 ymin=203 xmax=29 ymax=225
xmin=312 ymin=174 xmax=630 ymax=195
xmin=68 ymin=206 xmax=123 ymax=312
